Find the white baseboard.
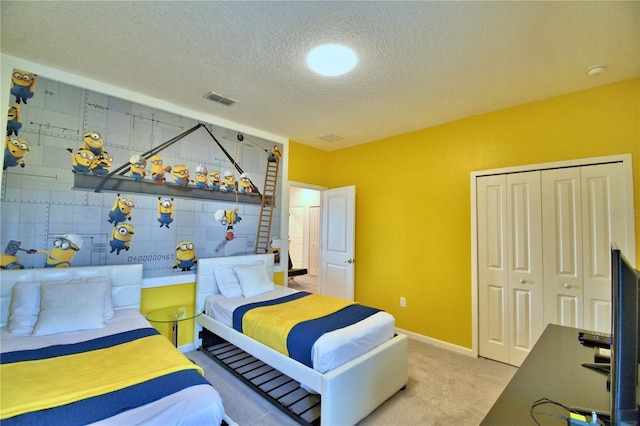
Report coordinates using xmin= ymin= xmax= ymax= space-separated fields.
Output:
xmin=395 ymin=327 xmax=475 ymax=357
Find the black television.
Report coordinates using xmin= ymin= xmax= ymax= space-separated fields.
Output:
xmin=610 ymin=244 xmax=640 ymax=425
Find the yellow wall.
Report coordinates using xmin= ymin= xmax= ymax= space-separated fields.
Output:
xmin=289 ymin=78 xmax=640 ymax=349
xmin=288 ymin=142 xmax=329 ymax=186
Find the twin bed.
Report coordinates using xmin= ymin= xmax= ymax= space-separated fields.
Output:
xmin=0 ymin=264 xmax=226 ymax=425
xmin=1 ymin=254 xmax=408 ymax=425
xmin=195 ymin=254 xmax=408 ymax=426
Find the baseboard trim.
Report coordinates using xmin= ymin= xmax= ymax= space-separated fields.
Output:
xmin=395 ymin=327 xmax=474 ymax=357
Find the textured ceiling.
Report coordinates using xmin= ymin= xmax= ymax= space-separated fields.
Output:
xmin=1 ymin=1 xmax=638 ymax=151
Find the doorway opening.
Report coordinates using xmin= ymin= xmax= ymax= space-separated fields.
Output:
xmin=288 ymin=185 xmax=322 ymax=293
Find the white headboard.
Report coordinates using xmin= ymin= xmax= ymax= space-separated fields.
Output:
xmin=194 ymin=254 xmax=274 ymax=345
xmin=1 ymin=264 xmax=143 ymax=327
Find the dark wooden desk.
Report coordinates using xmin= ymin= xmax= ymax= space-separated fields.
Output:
xmin=482 ymin=324 xmax=610 ymax=425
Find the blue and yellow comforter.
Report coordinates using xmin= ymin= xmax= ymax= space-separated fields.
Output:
xmin=233 ymin=291 xmax=381 ymax=367
xmin=0 ymin=327 xmax=209 ymax=425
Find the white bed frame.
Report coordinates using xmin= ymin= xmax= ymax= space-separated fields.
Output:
xmin=195 ymin=254 xmax=408 ymax=426
xmin=1 ymin=264 xmax=143 ymax=327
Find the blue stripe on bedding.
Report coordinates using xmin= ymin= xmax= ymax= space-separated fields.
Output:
xmin=0 ymin=328 xmax=159 ymax=364
xmin=2 ymin=369 xmax=211 ymax=426
xmin=287 ymin=304 xmax=381 ymax=367
xmin=232 ymin=291 xmax=311 ymax=331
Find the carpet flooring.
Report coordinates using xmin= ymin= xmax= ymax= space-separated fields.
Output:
xmin=186 ymin=336 xmax=516 ymax=425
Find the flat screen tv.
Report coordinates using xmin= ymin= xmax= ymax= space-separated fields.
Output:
xmin=610 ymin=244 xmax=640 ymax=425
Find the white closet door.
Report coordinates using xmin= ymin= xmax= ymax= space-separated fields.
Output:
xmin=581 ymin=163 xmax=626 ymax=333
xmin=506 ymin=171 xmax=544 ymax=366
xmin=477 ymin=175 xmax=509 ymax=363
xmin=542 ymin=168 xmax=583 ymax=329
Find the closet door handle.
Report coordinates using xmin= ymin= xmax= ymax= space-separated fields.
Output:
xmin=519 ymin=278 xmax=526 ymax=284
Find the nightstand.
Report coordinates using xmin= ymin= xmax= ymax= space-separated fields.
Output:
xmin=146 ymin=306 xmax=201 ymax=347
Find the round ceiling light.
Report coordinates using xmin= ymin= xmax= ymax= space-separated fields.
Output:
xmin=306 ymin=44 xmax=357 ymax=77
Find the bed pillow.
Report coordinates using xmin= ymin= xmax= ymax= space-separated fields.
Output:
xmin=7 ymin=281 xmax=41 ymax=335
xmin=32 ymin=279 xmax=108 ymax=336
xmin=84 ymin=276 xmax=114 ymax=321
xmin=214 ymin=266 xmax=243 ymax=298
xmin=234 ymin=261 xmax=275 ymax=298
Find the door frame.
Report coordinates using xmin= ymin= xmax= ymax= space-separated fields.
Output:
xmin=470 ymin=154 xmax=635 ymax=358
xmin=287 ymin=181 xmax=327 ymax=284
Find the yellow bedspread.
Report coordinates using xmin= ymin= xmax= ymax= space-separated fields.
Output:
xmin=242 ymin=293 xmax=353 ymax=356
xmin=1 ymin=333 xmax=203 ymax=420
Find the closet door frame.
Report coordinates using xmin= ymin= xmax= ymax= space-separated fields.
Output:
xmin=470 ymin=154 xmax=635 ymax=359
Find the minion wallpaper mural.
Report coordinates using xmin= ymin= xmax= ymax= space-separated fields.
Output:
xmin=1 ymin=71 xmax=283 ymax=277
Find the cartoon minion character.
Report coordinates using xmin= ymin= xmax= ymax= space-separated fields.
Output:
xmin=10 ymin=70 xmax=37 ymax=104
xmin=109 ymin=223 xmax=134 ymax=255
xmin=209 ymin=170 xmax=222 ymax=190
xmin=173 ymin=240 xmax=196 ymax=271
xmin=215 ymin=209 xmax=241 ymax=241
xmin=194 ymin=164 xmax=208 ymax=189
xmin=91 ymin=151 xmax=113 ymax=176
xmin=150 ymin=154 xmax=171 ymax=184
xmin=108 ymin=194 xmax=135 ymax=226
xmin=158 ymin=197 xmax=174 ymax=228
xmin=222 ymin=171 xmax=237 ymax=192
xmin=239 ymin=173 xmax=252 ymax=193
xmin=172 ymin=164 xmax=190 ymax=186
xmin=4 ymin=136 xmax=29 ymax=170
xmin=268 ymin=145 xmax=282 ymax=162
xmin=7 ymin=103 xmax=22 ymax=136
xmin=33 ymin=234 xmax=83 ymax=268
xmin=68 ymin=147 xmax=96 ymax=174
xmin=129 ymin=154 xmax=146 ymax=181
xmin=80 ymin=131 xmax=104 ymax=156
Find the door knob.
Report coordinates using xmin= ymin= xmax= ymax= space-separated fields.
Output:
xmin=345 ymin=258 xmax=354 ymax=264
xmin=563 ymin=283 xmax=572 ymax=289
xmin=519 ymin=278 xmax=526 ymax=284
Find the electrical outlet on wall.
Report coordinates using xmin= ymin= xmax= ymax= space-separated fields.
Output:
xmin=400 ymin=297 xmax=406 ymax=307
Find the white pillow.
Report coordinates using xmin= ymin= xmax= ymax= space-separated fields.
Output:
xmin=8 ymin=281 xmax=41 ymax=335
xmin=214 ymin=266 xmax=243 ymax=298
xmin=32 ymin=279 xmax=108 ymax=336
xmin=84 ymin=276 xmax=114 ymax=321
xmin=234 ymin=261 xmax=275 ymax=298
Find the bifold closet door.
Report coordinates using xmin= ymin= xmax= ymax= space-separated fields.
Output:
xmin=478 ymin=172 xmax=543 ymax=366
xmin=581 ymin=163 xmax=628 ymax=333
xmin=542 ymin=168 xmax=583 ymax=329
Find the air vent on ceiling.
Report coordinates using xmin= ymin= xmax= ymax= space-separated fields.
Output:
xmin=203 ymin=91 xmax=238 ymax=106
xmin=318 ymin=134 xmax=344 ymax=142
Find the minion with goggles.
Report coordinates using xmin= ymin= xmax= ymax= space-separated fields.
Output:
xmin=32 ymin=234 xmax=83 ymax=268
xmin=4 ymin=136 xmax=29 ymax=170
xmin=173 ymin=240 xmax=197 ymax=271
xmin=129 ymin=154 xmax=146 ymax=181
xmin=172 ymin=164 xmax=190 ymax=186
xmin=10 ymin=70 xmax=37 ymax=104
xmin=7 ymin=103 xmax=22 ymax=136
xmin=68 ymin=147 xmax=96 ymax=174
xmin=109 ymin=223 xmax=135 ymax=255
xmin=222 ymin=171 xmax=236 ymax=192
xmin=91 ymin=151 xmax=113 ymax=176
xmin=239 ymin=173 xmax=252 ymax=193
xmin=108 ymin=194 xmax=135 ymax=226
xmin=158 ymin=197 xmax=174 ymax=228
xmin=194 ymin=164 xmax=208 ymax=188
xmin=150 ymin=154 xmax=171 ymax=184
xmin=80 ymin=131 xmax=104 ymax=156
xmin=209 ymin=170 xmax=222 ymax=190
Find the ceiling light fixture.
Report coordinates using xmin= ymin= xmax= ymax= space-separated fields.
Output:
xmin=306 ymin=44 xmax=357 ymax=77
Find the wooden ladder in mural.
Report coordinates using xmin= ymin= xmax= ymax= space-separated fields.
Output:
xmin=254 ymin=157 xmax=280 ymax=254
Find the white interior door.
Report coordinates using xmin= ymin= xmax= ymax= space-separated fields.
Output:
xmin=320 ymin=185 xmax=355 ymax=301
xmin=506 ymin=171 xmax=544 ymax=367
xmin=477 ymin=175 xmax=509 ymax=363
xmin=542 ymin=167 xmax=583 ymax=329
